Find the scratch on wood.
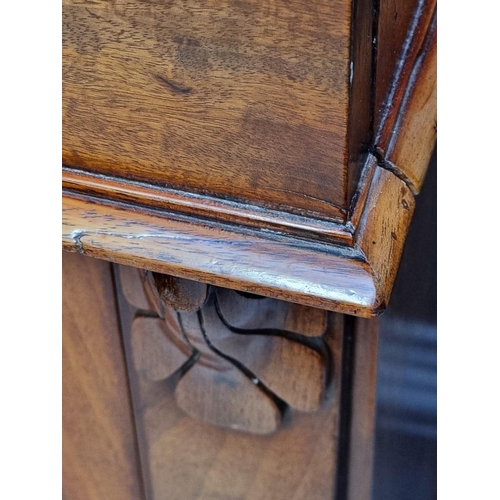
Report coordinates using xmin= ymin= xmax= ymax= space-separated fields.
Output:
xmin=154 ymin=75 xmax=192 ymax=95
xmin=85 ymin=8 xmax=103 ymax=21
xmin=71 ymin=230 xmax=86 ymax=254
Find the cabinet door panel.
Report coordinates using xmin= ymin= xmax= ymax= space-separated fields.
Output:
xmin=115 ymin=265 xmax=345 ymax=499
xmin=62 ymin=252 xmax=143 ymax=500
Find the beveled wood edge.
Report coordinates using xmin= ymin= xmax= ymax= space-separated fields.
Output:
xmin=374 ymin=0 xmax=436 ymax=152
xmin=62 ymin=167 xmax=354 ymax=246
xmin=62 ymin=155 xmax=415 ymax=317
xmin=355 ymin=165 xmax=416 ymax=313
xmin=62 ymin=192 xmax=378 ymax=317
xmin=62 ymin=151 xmax=381 ymax=252
xmin=381 ymin=12 xmax=437 ymax=193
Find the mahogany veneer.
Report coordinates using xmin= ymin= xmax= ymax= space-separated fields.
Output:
xmin=62 ymin=0 xmax=436 ymax=317
xmin=62 ymin=0 xmax=436 ymax=498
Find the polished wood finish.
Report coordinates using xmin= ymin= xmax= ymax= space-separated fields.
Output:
xmin=62 ymin=157 xmax=416 ymax=317
xmin=62 ymin=190 xmax=376 ymax=316
xmin=62 ymin=253 xmax=381 ymax=499
xmin=356 ymin=165 xmax=415 ymax=309
xmin=62 ymin=0 xmax=436 ymax=317
xmin=374 ymin=0 xmax=421 ymax=129
xmin=62 ymin=2 xmax=437 ymax=496
xmin=381 ymin=16 xmax=437 ymax=193
xmin=62 ymin=252 xmax=143 ymax=500
xmin=215 ymin=287 xmax=327 ymax=337
xmin=63 ymin=0 xmax=374 ymax=221
xmin=62 ymin=167 xmax=354 ymax=243
xmin=374 ymin=0 xmax=436 ymax=194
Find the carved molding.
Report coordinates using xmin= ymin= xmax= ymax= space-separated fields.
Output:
xmin=119 ymin=266 xmax=331 ymax=435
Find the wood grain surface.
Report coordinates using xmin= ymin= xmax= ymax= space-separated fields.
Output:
xmin=373 ymin=0 xmax=421 ymax=130
xmin=374 ymin=0 xmax=436 ymax=142
xmin=356 ymin=166 xmax=416 ymax=310
xmin=153 ymin=274 xmax=209 ymax=311
xmin=62 ymin=189 xmax=379 ymax=315
xmin=60 ymin=4 xmax=435 ymax=495
xmin=347 ymin=317 xmax=379 ymax=500
xmin=61 ymin=168 xmax=354 ymax=244
xmin=62 ymin=252 xmax=143 ymax=500
xmin=120 ymin=267 xmax=330 ymax=430
xmin=374 ymin=0 xmax=437 ymax=195
xmin=62 ymin=155 xmax=417 ymax=317
xmin=382 ymin=14 xmax=437 ymax=193
xmin=215 ymin=287 xmax=327 ymax=337
xmin=61 ymin=0 xmax=437 ymax=317
xmin=63 ymin=196 xmax=386 ymax=317
xmin=200 ymin=290 xmax=328 ymax=413
xmin=63 ymin=0 xmax=358 ymax=221
xmin=115 ymin=266 xmax=346 ymax=499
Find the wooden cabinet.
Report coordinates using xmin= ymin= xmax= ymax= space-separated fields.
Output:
xmin=63 ymin=253 xmax=380 ymax=500
xmin=62 ymin=254 xmax=142 ymax=500
xmin=63 ymin=0 xmax=370 ymax=220
xmin=62 ymin=0 xmax=436 ymax=498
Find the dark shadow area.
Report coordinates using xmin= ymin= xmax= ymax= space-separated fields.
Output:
xmin=372 ymin=147 xmax=437 ymax=500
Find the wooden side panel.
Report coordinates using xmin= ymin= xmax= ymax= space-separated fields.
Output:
xmin=115 ymin=264 xmax=344 ymax=500
xmin=62 ymin=252 xmax=143 ymax=500
xmin=355 ymin=165 xmax=415 ymax=311
xmin=374 ymin=0 xmax=420 ymax=129
xmin=374 ymin=0 xmax=436 ymax=142
xmin=63 ymin=0 xmax=353 ymax=220
xmin=347 ymin=318 xmax=379 ymax=500
xmin=384 ymin=17 xmax=436 ymax=192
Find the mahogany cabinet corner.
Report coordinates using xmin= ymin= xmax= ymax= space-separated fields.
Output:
xmin=62 ymin=0 xmax=436 ymax=497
